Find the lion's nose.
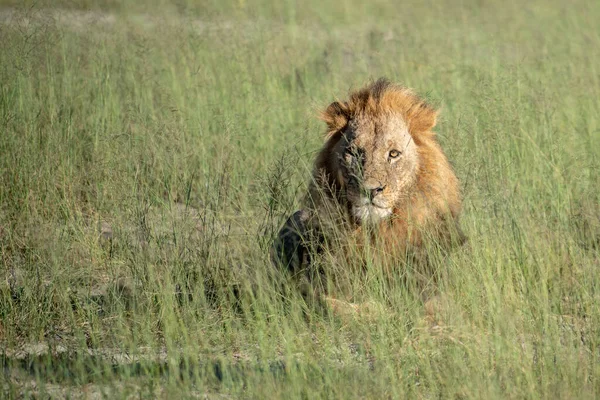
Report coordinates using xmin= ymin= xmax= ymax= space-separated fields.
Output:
xmin=363 ymin=180 xmax=386 ymax=200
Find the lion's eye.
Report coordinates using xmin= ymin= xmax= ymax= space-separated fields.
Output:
xmin=389 ymin=149 xmax=401 ymax=159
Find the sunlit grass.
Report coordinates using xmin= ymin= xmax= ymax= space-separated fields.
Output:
xmin=0 ymin=0 xmax=599 ymax=397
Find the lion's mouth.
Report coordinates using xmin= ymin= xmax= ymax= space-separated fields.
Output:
xmin=351 ymin=200 xmax=392 ymax=223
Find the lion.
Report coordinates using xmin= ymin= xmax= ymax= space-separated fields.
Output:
xmin=272 ymin=78 xmax=465 ymax=312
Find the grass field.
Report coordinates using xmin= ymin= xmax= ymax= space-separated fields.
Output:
xmin=1 ymin=0 xmax=599 ymax=397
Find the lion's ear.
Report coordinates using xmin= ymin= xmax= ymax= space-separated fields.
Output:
xmin=320 ymin=101 xmax=349 ymax=135
xmin=407 ymin=102 xmax=438 ymax=133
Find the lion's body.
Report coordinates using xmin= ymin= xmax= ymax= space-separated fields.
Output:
xmin=273 ymin=79 xmax=464 ymax=282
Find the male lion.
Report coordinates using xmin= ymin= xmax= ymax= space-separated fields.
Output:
xmin=272 ymin=79 xmax=464 ymax=308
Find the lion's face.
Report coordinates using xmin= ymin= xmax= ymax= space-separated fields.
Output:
xmin=334 ymin=114 xmax=419 ymax=223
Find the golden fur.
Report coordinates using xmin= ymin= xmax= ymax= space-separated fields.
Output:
xmin=306 ymin=78 xmax=463 ymax=260
xmin=272 ymin=79 xmax=464 ymax=291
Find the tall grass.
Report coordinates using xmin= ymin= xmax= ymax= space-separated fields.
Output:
xmin=1 ymin=0 xmax=599 ymax=397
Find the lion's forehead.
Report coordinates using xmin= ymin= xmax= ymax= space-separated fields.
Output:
xmin=351 ymin=114 xmax=410 ymax=147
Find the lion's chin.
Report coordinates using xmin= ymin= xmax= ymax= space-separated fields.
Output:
xmin=352 ymin=204 xmax=392 ymax=224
